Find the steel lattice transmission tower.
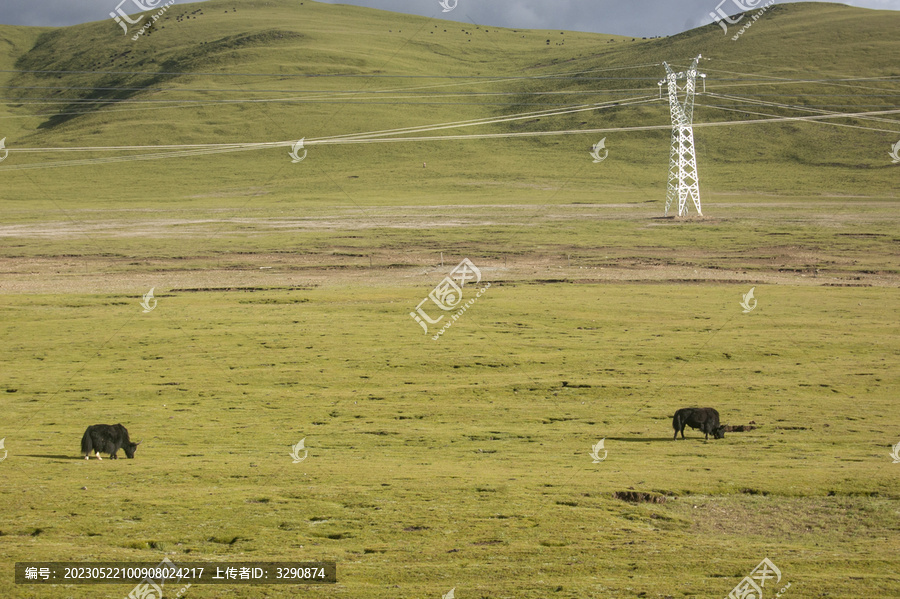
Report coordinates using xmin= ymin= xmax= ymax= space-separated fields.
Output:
xmin=659 ymin=54 xmax=706 ymax=217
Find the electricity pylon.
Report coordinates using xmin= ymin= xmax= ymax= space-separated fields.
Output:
xmin=659 ymin=55 xmax=705 ymax=217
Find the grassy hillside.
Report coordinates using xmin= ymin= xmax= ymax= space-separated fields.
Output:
xmin=0 ymin=0 xmax=898 ymax=209
xmin=0 ymin=2 xmax=899 ymax=598
xmin=0 ymin=1 xmax=896 ymax=272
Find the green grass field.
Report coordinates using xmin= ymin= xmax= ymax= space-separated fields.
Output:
xmin=2 ymin=282 xmax=898 ymax=598
xmin=1 ymin=0 xmax=899 ymax=597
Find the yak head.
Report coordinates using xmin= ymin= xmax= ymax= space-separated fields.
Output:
xmin=713 ymin=426 xmax=726 ymax=440
xmin=123 ymin=439 xmax=142 ymax=458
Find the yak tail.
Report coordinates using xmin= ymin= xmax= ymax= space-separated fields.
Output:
xmin=81 ymin=430 xmax=93 ymax=456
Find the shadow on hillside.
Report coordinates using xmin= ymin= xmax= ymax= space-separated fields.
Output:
xmin=17 ymin=29 xmax=304 ymax=130
xmin=35 ymin=72 xmax=177 ymax=130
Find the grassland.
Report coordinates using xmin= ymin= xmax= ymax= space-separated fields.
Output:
xmin=2 ymin=281 xmax=898 ymax=598
xmin=0 ymin=0 xmax=899 ymax=597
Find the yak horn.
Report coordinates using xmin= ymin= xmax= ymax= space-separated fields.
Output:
xmin=135 ymin=440 xmax=143 ymax=445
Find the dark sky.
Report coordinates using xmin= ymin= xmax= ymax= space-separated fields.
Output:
xmin=0 ymin=0 xmax=898 ymax=36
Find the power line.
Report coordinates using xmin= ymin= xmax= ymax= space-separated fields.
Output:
xmin=7 ymin=96 xmax=659 ymax=154
xmin=705 ymin=92 xmax=900 ymax=126
xmin=698 ymin=104 xmax=900 ymax=134
xmin=4 ymin=57 xmax=899 ymax=172
xmin=0 ymin=63 xmax=666 ymax=79
xmin=5 ymin=106 xmax=899 ymax=172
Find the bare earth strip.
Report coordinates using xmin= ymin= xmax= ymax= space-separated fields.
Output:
xmin=1 ymin=198 xmax=898 ymax=294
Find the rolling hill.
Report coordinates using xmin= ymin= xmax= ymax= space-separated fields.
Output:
xmin=0 ymin=0 xmax=898 ymax=207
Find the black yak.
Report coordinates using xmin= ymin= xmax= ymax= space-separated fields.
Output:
xmin=81 ymin=424 xmax=141 ymax=460
xmin=672 ymin=408 xmax=725 ymax=440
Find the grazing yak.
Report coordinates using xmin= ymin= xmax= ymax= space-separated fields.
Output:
xmin=672 ymin=407 xmax=725 ymax=440
xmin=81 ymin=424 xmax=141 ymax=460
